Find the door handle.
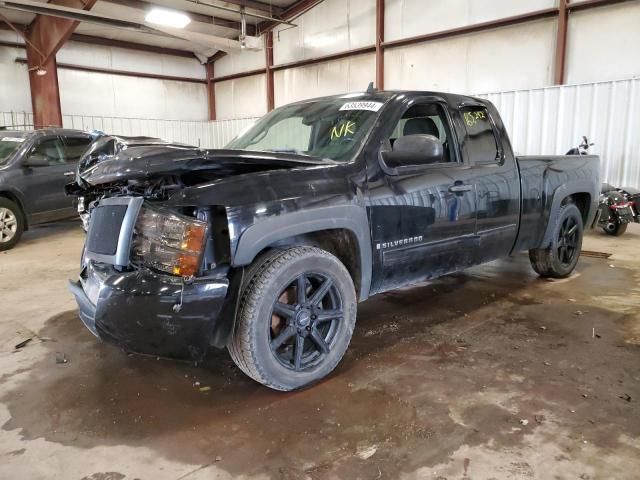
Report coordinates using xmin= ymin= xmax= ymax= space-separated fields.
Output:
xmin=448 ymin=184 xmax=472 ymax=193
xmin=63 ymin=171 xmax=76 ymax=177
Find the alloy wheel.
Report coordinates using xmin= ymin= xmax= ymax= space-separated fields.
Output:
xmin=0 ymin=207 xmax=17 ymax=244
xmin=269 ymin=273 xmax=344 ymax=372
xmin=557 ymin=215 xmax=579 ymax=266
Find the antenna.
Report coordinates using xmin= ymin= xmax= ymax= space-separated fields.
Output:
xmin=366 ymin=82 xmax=376 ymax=94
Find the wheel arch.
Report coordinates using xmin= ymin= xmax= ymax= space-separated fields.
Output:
xmin=232 ymin=205 xmax=372 ymax=301
xmin=540 ymin=181 xmax=596 ymax=248
xmin=0 ymin=190 xmax=28 ymax=230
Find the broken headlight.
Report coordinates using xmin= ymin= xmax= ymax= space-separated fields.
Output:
xmin=131 ymin=204 xmax=207 ymax=277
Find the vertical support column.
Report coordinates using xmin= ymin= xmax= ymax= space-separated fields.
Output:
xmin=554 ymin=0 xmax=569 ymax=85
xmin=25 ymin=40 xmax=63 ymax=128
xmin=375 ymin=0 xmax=385 ymax=90
xmin=265 ymin=31 xmax=275 ymax=111
xmin=206 ymin=61 xmax=216 ymax=121
xmin=23 ymin=0 xmax=98 ymax=128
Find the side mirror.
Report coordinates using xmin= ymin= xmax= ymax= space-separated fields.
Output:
xmin=380 ymin=134 xmax=443 ymax=175
xmin=23 ymin=154 xmax=49 ymax=167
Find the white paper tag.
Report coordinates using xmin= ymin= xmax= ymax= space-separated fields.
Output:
xmin=1 ymin=137 xmax=25 ymax=143
xmin=339 ymin=101 xmax=384 ymax=112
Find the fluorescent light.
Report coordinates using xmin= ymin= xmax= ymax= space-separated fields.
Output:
xmin=145 ymin=8 xmax=191 ymax=28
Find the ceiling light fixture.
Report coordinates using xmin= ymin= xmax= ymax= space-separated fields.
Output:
xmin=35 ymin=67 xmax=47 ymax=76
xmin=145 ymin=8 xmax=191 ymax=28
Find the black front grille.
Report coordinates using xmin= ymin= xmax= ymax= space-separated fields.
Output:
xmin=86 ymin=205 xmax=128 ymax=255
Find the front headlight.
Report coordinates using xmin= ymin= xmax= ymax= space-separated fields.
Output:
xmin=131 ymin=204 xmax=207 ymax=277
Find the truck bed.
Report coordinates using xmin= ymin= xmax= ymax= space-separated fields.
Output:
xmin=513 ymin=154 xmax=600 ymax=253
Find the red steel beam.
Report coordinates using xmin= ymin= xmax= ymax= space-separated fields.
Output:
xmin=206 ymin=61 xmax=216 ymax=120
xmin=375 ymin=0 xmax=384 ymax=89
xmin=265 ymin=30 xmax=274 ymax=111
xmin=567 ymin=0 xmax=637 ymax=12
xmin=16 ymin=58 xmax=206 ymax=83
xmin=554 ymin=0 xmax=569 ymax=84
xmin=26 ymin=0 xmax=99 ymax=128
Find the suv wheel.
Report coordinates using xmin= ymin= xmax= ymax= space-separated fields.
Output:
xmin=228 ymin=246 xmax=357 ymax=391
xmin=529 ymin=203 xmax=584 ymax=278
xmin=0 ymin=198 xmax=24 ymax=251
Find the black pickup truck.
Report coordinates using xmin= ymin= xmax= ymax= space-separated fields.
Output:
xmin=68 ymin=90 xmax=600 ymax=391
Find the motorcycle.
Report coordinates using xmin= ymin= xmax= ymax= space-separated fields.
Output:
xmin=597 ymin=183 xmax=640 ymax=236
xmin=565 ymin=135 xmax=593 ymax=156
xmin=565 ymin=137 xmax=637 ymax=237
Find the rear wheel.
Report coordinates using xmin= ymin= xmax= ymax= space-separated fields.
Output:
xmin=228 ymin=246 xmax=357 ymax=391
xmin=0 ymin=198 xmax=24 ymax=251
xmin=529 ymin=203 xmax=583 ymax=278
xmin=603 ymin=221 xmax=627 ymax=236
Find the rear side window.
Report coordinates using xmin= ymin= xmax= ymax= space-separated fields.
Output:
xmin=30 ymin=137 xmax=66 ymax=165
xmin=460 ymin=106 xmax=501 ymax=164
xmin=63 ymin=136 xmax=93 ymax=162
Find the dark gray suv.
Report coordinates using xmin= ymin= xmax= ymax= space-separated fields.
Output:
xmin=0 ymin=128 xmax=96 ymax=250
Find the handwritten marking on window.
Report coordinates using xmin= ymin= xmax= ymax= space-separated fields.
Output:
xmin=463 ymin=110 xmax=487 ymax=127
xmin=331 ymin=121 xmax=357 ymax=140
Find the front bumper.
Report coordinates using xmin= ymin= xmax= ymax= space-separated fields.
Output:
xmin=69 ymin=262 xmax=230 ymax=360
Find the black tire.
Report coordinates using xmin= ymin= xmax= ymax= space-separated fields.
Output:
xmin=529 ymin=203 xmax=584 ymax=278
xmin=603 ymin=221 xmax=627 ymax=236
xmin=0 ymin=198 xmax=24 ymax=251
xmin=228 ymin=246 xmax=357 ymax=391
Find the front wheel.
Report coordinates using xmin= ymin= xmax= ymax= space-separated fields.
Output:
xmin=529 ymin=203 xmax=584 ymax=278
xmin=228 ymin=246 xmax=357 ymax=391
xmin=603 ymin=221 xmax=627 ymax=236
xmin=0 ymin=198 xmax=24 ymax=251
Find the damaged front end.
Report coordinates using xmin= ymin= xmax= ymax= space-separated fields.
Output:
xmin=69 ymin=195 xmax=233 ymax=360
xmin=67 ymin=137 xmax=330 ymax=360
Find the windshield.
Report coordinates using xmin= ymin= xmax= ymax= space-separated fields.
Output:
xmin=227 ymin=97 xmax=387 ymax=162
xmin=0 ymin=136 xmax=26 ymax=165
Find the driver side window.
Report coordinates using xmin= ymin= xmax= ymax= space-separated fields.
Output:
xmin=29 ymin=137 xmax=66 ymax=165
xmin=389 ymin=103 xmax=457 ymax=164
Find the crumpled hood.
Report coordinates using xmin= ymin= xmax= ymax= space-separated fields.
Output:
xmin=77 ymin=136 xmax=332 ymax=186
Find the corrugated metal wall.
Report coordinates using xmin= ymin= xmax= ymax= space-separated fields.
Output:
xmin=479 ymin=77 xmax=640 ymax=189
xmin=2 ymin=77 xmax=639 ymax=188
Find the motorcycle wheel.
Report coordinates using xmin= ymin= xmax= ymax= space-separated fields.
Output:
xmin=603 ymin=221 xmax=627 ymax=236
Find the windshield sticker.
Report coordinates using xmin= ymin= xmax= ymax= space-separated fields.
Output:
xmin=331 ymin=120 xmax=357 ymax=140
xmin=1 ymin=137 xmax=25 ymax=143
xmin=339 ymin=101 xmax=384 ymax=112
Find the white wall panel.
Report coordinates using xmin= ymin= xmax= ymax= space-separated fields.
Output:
xmin=214 ymin=74 xmax=267 ymax=120
xmin=273 ymin=0 xmax=375 ymax=65
xmin=58 ymin=69 xmax=208 ymax=120
xmin=6 ymin=77 xmax=638 ymax=188
xmin=57 ymin=41 xmax=205 ymax=79
xmin=480 ymin=78 xmax=640 ymax=189
xmin=565 ymin=2 xmax=640 ymax=84
xmin=385 ymin=19 xmax=555 ymax=93
xmin=215 ymin=48 xmax=266 ymax=77
xmin=274 ymin=53 xmax=375 ymax=106
xmin=385 ymin=0 xmax=556 ymax=42
xmin=0 ymin=34 xmax=32 ymax=115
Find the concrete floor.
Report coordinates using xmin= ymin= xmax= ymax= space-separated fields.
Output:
xmin=1 ymin=221 xmax=639 ymax=480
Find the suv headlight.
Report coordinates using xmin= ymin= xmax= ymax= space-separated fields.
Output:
xmin=131 ymin=204 xmax=207 ymax=277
